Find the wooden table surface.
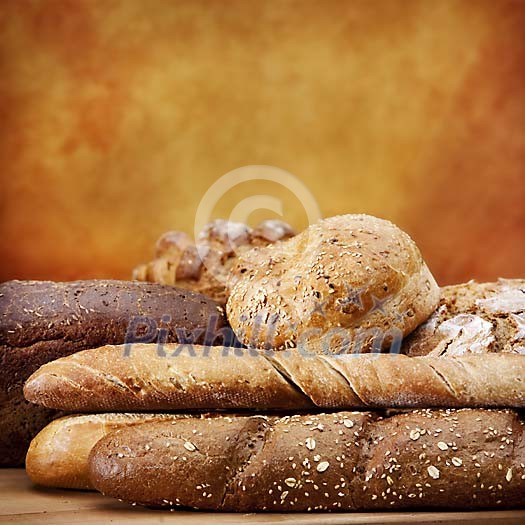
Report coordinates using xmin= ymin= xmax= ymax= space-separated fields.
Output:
xmin=1 ymin=469 xmax=525 ymax=525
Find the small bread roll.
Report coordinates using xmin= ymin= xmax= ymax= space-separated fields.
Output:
xmin=227 ymin=214 xmax=439 ymax=353
xmin=133 ymin=219 xmax=295 ymax=305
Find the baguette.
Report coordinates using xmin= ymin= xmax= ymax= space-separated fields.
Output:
xmin=24 ymin=344 xmax=525 ymax=411
xmin=26 ymin=413 xmax=189 ymax=489
xmin=0 ymin=279 xmax=229 ymax=465
xmin=88 ymin=409 xmax=525 ymax=511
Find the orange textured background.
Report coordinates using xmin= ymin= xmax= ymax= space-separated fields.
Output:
xmin=0 ymin=0 xmax=524 ymax=285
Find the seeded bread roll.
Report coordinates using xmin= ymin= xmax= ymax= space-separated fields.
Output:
xmin=133 ymin=219 xmax=295 ymax=305
xmin=0 ymin=279 xmax=228 ymax=465
xmin=24 ymin=344 xmax=525 ymax=411
xmin=26 ymin=413 xmax=190 ymax=489
xmin=404 ymin=279 xmax=525 ymax=357
xmin=88 ymin=409 xmax=525 ymax=511
xmin=227 ymin=214 xmax=440 ymax=352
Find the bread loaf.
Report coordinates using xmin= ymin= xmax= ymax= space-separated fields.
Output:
xmin=133 ymin=219 xmax=295 ymax=304
xmin=0 ymin=279 xmax=229 ymax=465
xmin=227 ymin=214 xmax=440 ymax=352
xmin=24 ymin=344 xmax=525 ymax=411
xmin=88 ymin=409 xmax=525 ymax=511
xmin=26 ymin=413 xmax=189 ymax=489
xmin=404 ymin=279 xmax=525 ymax=357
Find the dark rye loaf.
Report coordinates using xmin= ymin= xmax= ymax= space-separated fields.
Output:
xmin=0 ymin=279 xmax=228 ymax=466
xmin=89 ymin=408 xmax=525 ymax=512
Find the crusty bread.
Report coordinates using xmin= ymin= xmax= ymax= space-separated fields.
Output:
xmin=88 ymin=409 xmax=525 ymax=511
xmin=404 ymin=279 xmax=525 ymax=356
xmin=24 ymin=344 xmax=525 ymax=411
xmin=226 ymin=214 xmax=440 ymax=352
xmin=26 ymin=413 xmax=190 ymax=489
xmin=133 ymin=219 xmax=295 ymax=304
xmin=0 ymin=279 xmax=228 ymax=465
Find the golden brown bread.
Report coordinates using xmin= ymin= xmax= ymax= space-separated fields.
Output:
xmin=88 ymin=409 xmax=525 ymax=511
xmin=226 ymin=214 xmax=440 ymax=352
xmin=24 ymin=344 xmax=525 ymax=411
xmin=404 ymin=279 xmax=525 ymax=356
xmin=133 ymin=219 xmax=295 ymax=304
xmin=26 ymin=413 xmax=189 ymax=490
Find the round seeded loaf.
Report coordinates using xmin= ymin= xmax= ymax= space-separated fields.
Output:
xmin=226 ymin=214 xmax=440 ymax=352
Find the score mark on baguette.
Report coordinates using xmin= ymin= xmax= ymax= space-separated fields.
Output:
xmin=23 ymin=344 xmax=525 ymax=411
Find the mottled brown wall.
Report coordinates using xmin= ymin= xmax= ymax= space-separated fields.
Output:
xmin=1 ymin=0 xmax=524 ymax=285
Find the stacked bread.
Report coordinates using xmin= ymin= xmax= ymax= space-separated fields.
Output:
xmin=0 ymin=279 xmax=230 ymax=465
xmin=0 ymin=219 xmax=289 ymax=465
xmin=16 ymin=215 xmax=525 ymax=511
xmin=132 ymin=218 xmax=296 ymax=305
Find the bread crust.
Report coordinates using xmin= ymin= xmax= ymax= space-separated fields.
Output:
xmin=0 ymin=279 xmax=228 ymax=465
xmin=26 ymin=413 xmax=189 ymax=489
xmin=133 ymin=219 xmax=295 ymax=304
xmin=404 ymin=279 xmax=525 ymax=356
xmin=226 ymin=215 xmax=440 ymax=352
xmin=24 ymin=344 xmax=525 ymax=411
xmin=88 ymin=409 xmax=525 ymax=511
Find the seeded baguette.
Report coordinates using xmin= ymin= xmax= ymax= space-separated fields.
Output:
xmin=26 ymin=413 xmax=192 ymax=489
xmin=24 ymin=344 xmax=525 ymax=411
xmin=0 ymin=279 xmax=228 ymax=465
xmin=88 ymin=409 xmax=525 ymax=511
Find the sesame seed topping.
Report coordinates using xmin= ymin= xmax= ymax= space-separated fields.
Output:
xmin=317 ymin=461 xmax=330 ymax=473
xmin=409 ymin=430 xmax=420 ymax=441
xmin=305 ymin=437 xmax=316 ymax=450
xmin=183 ymin=441 xmax=196 ymax=451
xmin=452 ymin=457 xmax=463 ymax=467
xmin=437 ymin=442 xmax=449 ymax=451
xmin=427 ymin=465 xmax=440 ymax=479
